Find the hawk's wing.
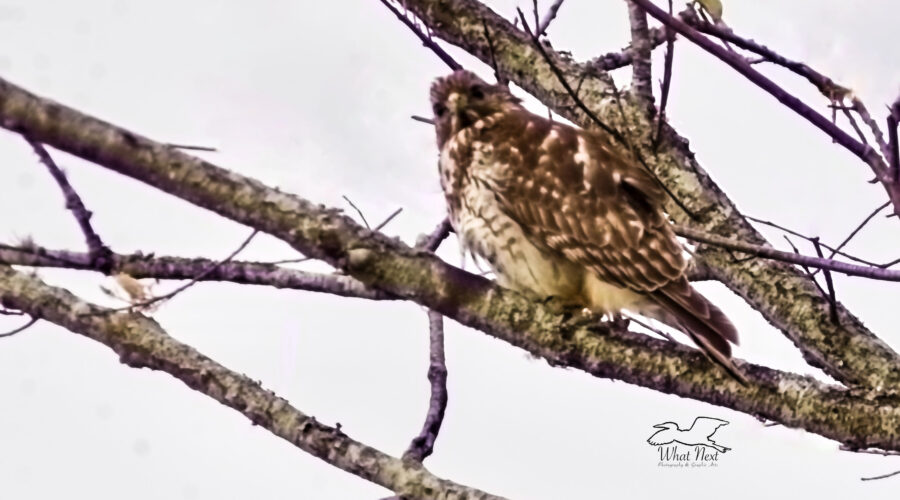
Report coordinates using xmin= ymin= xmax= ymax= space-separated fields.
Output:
xmin=480 ymin=110 xmax=741 ymax=379
xmin=484 ymin=109 xmax=684 ymax=292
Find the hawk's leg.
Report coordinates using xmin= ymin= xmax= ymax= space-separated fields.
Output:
xmin=538 ymin=295 xmax=590 ymax=317
xmin=607 ymin=313 xmax=631 ymax=331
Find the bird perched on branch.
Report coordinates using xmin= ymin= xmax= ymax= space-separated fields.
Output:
xmin=429 ymin=70 xmax=742 ymax=380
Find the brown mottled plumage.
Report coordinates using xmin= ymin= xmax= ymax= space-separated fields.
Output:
xmin=430 ymin=70 xmax=742 ymax=380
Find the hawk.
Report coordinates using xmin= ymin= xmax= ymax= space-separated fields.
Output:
xmin=430 ymin=70 xmax=742 ymax=380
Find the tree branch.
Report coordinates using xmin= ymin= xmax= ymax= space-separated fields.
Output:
xmin=628 ymin=0 xmax=900 ymax=217
xmin=678 ymin=8 xmax=894 ymax=181
xmin=625 ymin=0 xmax=654 ymax=104
xmin=26 ymin=138 xmax=114 ymax=271
xmin=535 ymin=0 xmax=565 ymax=37
xmin=380 ymin=0 xmax=462 ymax=71
xmin=672 ymin=225 xmax=900 ymax=282
xmin=584 ymin=26 xmax=669 ymax=73
xmin=0 ymin=264 xmax=502 ymax=499
xmin=403 ymin=310 xmax=448 ymax=462
xmin=0 ymin=244 xmax=391 ymax=300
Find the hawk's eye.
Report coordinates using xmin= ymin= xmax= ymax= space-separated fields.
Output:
xmin=433 ymin=104 xmax=448 ymax=117
xmin=470 ymin=86 xmax=485 ymax=100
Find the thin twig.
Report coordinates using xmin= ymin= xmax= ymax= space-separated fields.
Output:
xmin=679 ymin=7 xmax=850 ymax=102
xmin=653 ymin=0 xmax=676 ymax=148
xmin=822 ymin=201 xmax=889 ymax=265
xmin=262 ymin=256 xmax=313 ymax=265
xmin=0 ymin=316 xmax=37 ymax=338
xmin=402 ymin=310 xmax=449 ymax=462
xmin=811 ymin=238 xmax=838 ymax=324
xmin=411 ymin=114 xmax=435 ymax=125
xmin=623 ymin=313 xmax=675 ymax=342
xmin=626 ymin=0 xmax=654 ymax=104
xmin=373 ymin=207 xmax=403 ymax=232
xmin=850 ymin=97 xmax=891 ymax=163
xmin=481 ymin=17 xmax=507 ymax=86
xmin=416 ymin=218 xmax=452 ymax=253
xmin=98 ymin=229 xmax=259 ymax=313
xmin=629 ymin=0 xmax=888 ymax=187
xmin=397 ymin=221 xmax=454 ymax=470
xmin=165 ymin=143 xmax=218 ymax=152
xmin=378 ymin=0 xmax=462 ymax=71
xmin=27 ymin=138 xmax=113 ymax=271
xmin=861 ymin=470 xmax=900 ymax=482
xmin=840 ymin=445 xmax=900 ymax=457
xmin=342 ymin=195 xmax=371 ymax=229
xmin=781 ymin=235 xmax=828 ymax=297
xmin=745 ymin=215 xmax=892 ymax=268
xmin=675 ymin=225 xmax=900 ymax=282
xmin=838 ymin=105 xmax=870 ymax=146
xmin=889 ymin=96 xmax=900 ymax=182
xmin=0 ymin=243 xmax=391 ymax=300
xmin=585 ymin=27 xmax=669 ymax=73
xmin=536 ymin=0 xmax=565 ymax=36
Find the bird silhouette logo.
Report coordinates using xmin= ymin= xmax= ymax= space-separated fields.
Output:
xmin=647 ymin=417 xmax=731 ymax=453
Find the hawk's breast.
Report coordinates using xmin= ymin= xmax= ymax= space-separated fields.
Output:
xmin=439 ymin=132 xmax=585 ymax=301
xmin=437 ymin=117 xmax=648 ymax=313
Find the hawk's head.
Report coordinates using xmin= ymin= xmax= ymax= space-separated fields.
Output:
xmin=430 ymin=70 xmax=520 ymax=147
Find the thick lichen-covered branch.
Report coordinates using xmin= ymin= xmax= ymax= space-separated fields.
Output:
xmin=0 ymin=264 xmax=503 ymax=500
xmin=393 ymin=0 xmax=900 ymax=389
xmin=3 ymin=76 xmax=900 ymax=450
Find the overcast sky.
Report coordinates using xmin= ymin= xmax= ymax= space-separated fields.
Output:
xmin=1 ymin=0 xmax=899 ymax=498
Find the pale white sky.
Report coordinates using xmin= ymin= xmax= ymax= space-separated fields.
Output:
xmin=0 ymin=0 xmax=899 ymax=498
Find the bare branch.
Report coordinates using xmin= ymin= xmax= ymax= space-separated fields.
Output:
xmin=102 ymin=229 xmax=259 ymax=312
xmin=343 ymin=195 xmax=371 ymax=229
xmin=674 ymin=225 xmax=900 ymax=282
xmin=745 ymin=214 xmax=896 ymax=269
xmin=403 ymin=310 xmax=449 ymax=461
xmin=536 ymin=0 xmax=565 ymax=36
xmin=889 ymin=95 xmax=900 ymax=182
xmin=378 ymin=0 xmax=462 ymax=71
xmin=810 ymin=238 xmax=838 ymax=324
xmin=678 ymin=7 xmax=850 ymax=101
xmin=373 ymin=207 xmax=404 ymax=232
xmin=0 ymin=265 xmax=502 ymax=499
xmin=585 ymin=26 xmax=669 ymax=73
xmin=481 ymin=17 xmax=508 ymax=86
xmin=861 ymin=469 xmax=900 ymax=482
xmin=840 ymin=445 xmax=900 ymax=457
xmin=653 ymin=0 xmax=676 ymax=148
xmin=411 ymin=114 xmax=435 ymax=125
xmin=625 ymin=0 xmax=654 ymax=104
xmin=681 ymin=8 xmax=893 ymax=166
xmin=0 ymin=316 xmax=37 ymax=338
xmin=0 ymin=244 xmax=391 ymax=300
xmin=416 ymin=218 xmax=452 ymax=253
xmin=165 ymin=143 xmax=218 ymax=152
xmin=399 ymin=221 xmax=454 ymax=465
xmin=820 ymin=201 xmax=889 ymax=267
xmin=26 ymin=138 xmax=113 ymax=271
xmin=628 ymin=0 xmax=900 ymax=216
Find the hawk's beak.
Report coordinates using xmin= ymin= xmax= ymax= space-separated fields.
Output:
xmin=447 ymin=92 xmax=467 ymax=114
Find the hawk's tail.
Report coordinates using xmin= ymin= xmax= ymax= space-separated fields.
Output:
xmin=649 ymin=278 xmax=746 ymax=384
